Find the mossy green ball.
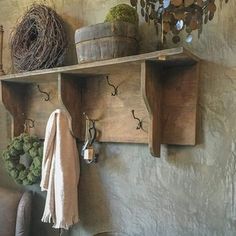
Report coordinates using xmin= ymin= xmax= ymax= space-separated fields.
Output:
xmin=105 ymin=4 xmax=139 ymax=25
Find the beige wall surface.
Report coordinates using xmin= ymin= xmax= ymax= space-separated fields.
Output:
xmin=1 ymin=1 xmax=236 ymax=236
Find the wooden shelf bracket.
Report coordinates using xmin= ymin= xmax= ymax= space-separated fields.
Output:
xmin=141 ymin=61 xmax=162 ymax=157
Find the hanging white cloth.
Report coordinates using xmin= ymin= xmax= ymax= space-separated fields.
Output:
xmin=40 ymin=109 xmax=80 ymax=229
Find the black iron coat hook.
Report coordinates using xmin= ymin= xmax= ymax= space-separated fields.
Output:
xmin=37 ymin=85 xmax=50 ymax=101
xmin=24 ymin=118 xmax=35 ymax=133
xmin=106 ymin=76 xmax=119 ymax=96
xmin=131 ymin=110 xmax=143 ymax=130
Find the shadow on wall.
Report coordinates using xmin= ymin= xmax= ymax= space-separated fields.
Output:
xmin=60 ymin=12 xmax=82 ymax=66
xmin=74 ymin=144 xmax=114 ymax=235
xmin=70 ymin=142 xmax=146 ymax=236
xmin=0 ymin=167 xmax=19 ymax=189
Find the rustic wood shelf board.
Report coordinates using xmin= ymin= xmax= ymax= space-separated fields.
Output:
xmin=0 ymin=47 xmax=200 ymax=157
xmin=0 ymin=47 xmax=198 ymax=82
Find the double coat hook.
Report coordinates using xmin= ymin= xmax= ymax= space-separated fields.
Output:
xmin=0 ymin=25 xmax=5 ymax=75
xmin=131 ymin=110 xmax=143 ymax=130
xmin=81 ymin=112 xmax=98 ymax=164
xmin=106 ymin=76 xmax=119 ymax=96
xmin=24 ymin=118 xmax=35 ymax=133
xmin=37 ymin=85 xmax=50 ymax=101
xmin=83 ymin=112 xmax=97 ymax=146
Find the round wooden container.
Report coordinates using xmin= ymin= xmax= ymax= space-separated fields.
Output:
xmin=75 ymin=21 xmax=138 ymax=63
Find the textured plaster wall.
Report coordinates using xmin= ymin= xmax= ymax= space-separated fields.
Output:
xmin=0 ymin=0 xmax=236 ymax=236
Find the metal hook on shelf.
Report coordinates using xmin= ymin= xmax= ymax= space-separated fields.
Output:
xmin=106 ymin=76 xmax=119 ymax=96
xmin=81 ymin=112 xmax=99 ymax=164
xmin=83 ymin=112 xmax=90 ymax=122
xmin=0 ymin=25 xmax=5 ymax=75
xmin=83 ymin=112 xmax=97 ymax=143
xmin=131 ymin=110 xmax=143 ymax=130
xmin=88 ymin=120 xmax=97 ymax=146
xmin=37 ymin=84 xmax=50 ymax=101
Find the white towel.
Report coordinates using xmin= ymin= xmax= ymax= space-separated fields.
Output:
xmin=40 ymin=109 xmax=80 ymax=229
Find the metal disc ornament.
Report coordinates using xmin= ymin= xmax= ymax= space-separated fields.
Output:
xmin=186 ymin=34 xmax=193 ymax=43
xmin=163 ymin=0 xmax=171 ymax=8
xmin=176 ymin=20 xmax=184 ymax=30
xmin=130 ymin=0 xmax=229 ymax=45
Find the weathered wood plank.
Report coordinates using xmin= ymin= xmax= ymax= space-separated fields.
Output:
xmin=80 ymin=67 xmax=149 ymax=143
xmin=161 ymin=64 xmax=199 ymax=145
xmin=24 ymin=81 xmax=60 ymax=138
xmin=0 ymin=47 xmax=198 ymax=82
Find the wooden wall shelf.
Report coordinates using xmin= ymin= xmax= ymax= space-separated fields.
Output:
xmin=0 ymin=47 xmax=199 ymax=157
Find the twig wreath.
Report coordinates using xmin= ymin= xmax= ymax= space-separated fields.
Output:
xmin=11 ymin=4 xmax=67 ymax=72
xmin=2 ymin=133 xmax=43 ymax=185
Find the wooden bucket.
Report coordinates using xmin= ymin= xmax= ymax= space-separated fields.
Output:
xmin=75 ymin=21 xmax=138 ymax=63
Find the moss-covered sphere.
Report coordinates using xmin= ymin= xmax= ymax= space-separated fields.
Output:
xmin=105 ymin=4 xmax=139 ymax=25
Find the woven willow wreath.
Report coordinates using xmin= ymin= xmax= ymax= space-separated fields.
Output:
xmin=11 ymin=4 xmax=67 ymax=72
xmin=2 ymin=133 xmax=43 ymax=185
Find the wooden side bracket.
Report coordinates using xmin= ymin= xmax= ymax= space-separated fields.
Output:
xmin=141 ymin=61 xmax=199 ymax=157
xmin=58 ymin=73 xmax=82 ymax=139
xmin=0 ymin=81 xmax=29 ymax=137
xmin=141 ymin=61 xmax=162 ymax=157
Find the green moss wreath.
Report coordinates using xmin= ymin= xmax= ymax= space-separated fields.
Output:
xmin=1 ymin=133 xmax=43 ymax=185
